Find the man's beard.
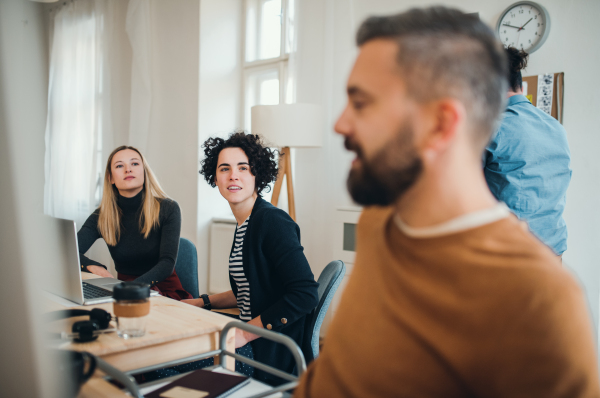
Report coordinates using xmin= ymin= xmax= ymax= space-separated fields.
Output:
xmin=345 ymin=121 xmax=423 ymax=206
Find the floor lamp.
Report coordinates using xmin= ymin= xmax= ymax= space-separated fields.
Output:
xmin=251 ymin=104 xmax=323 ymax=221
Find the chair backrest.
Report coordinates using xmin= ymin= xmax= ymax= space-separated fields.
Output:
xmin=308 ymin=260 xmax=346 ymax=360
xmin=174 ymin=237 xmax=199 ymax=298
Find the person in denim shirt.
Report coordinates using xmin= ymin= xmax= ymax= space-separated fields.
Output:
xmin=484 ymin=47 xmax=571 ymax=255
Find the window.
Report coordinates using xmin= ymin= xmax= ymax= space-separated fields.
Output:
xmin=242 ymin=0 xmax=295 ymax=130
xmin=242 ymin=0 xmax=295 ymax=206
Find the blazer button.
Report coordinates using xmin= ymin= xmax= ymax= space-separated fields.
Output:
xmin=266 ymin=324 xmax=272 ymax=330
xmin=281 ymin=318 xmax=288 ymax=324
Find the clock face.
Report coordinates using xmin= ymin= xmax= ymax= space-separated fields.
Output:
xmin=497 ymin=2 xmax=549 ymax=53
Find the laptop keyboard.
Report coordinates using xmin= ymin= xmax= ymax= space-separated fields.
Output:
xmin=82 ymin=282 xmax=113 ymax=300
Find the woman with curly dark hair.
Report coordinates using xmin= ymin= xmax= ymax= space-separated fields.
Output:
xmin=183 ymin=131 xmax=319 ymax=385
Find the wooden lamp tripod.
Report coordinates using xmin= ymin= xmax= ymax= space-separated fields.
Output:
xmin=270 ymin=146 xmax=295 ymax=220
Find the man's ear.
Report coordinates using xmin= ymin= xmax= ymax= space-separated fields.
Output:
xmin=421 ymin=98 xmax=465 ymax=160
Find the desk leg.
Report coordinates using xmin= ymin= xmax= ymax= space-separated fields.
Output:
xmin=213 ymin=328 xmax=236 ymax=371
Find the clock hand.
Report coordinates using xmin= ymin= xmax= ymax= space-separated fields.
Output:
xmin=502 ymin=23 xmax=522 ymax=29
xmin=519 ymin=18 xmax=533 ymax=31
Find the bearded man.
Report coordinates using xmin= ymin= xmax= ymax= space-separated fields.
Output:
xmin=294 ymin=7 xmax=599 ymax=398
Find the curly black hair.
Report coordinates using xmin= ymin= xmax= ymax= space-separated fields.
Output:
xmin=199 ymin=131 xmax=281 ymax=195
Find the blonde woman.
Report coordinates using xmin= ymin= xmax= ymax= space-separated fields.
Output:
xmin=77 ymin=146 xmax=192 ymax=300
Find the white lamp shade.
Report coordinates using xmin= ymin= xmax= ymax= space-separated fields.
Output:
xmin=251 ymin=104 xmax=324 ymax=148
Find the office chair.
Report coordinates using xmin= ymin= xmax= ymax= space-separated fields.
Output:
xmin=175 ymin=237 xmax=199 ymax=298
xmin=307 ymin=260 xmax=346 ymax=361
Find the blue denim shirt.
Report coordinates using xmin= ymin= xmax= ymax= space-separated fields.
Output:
xmin=484 ymin=95 xmax=571 ymax=254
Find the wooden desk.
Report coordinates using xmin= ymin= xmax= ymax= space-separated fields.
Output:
xmin=47 ymin=274 xmax=236 ymax=377
xmin=213 ymin=307 xmax=241 ymax=316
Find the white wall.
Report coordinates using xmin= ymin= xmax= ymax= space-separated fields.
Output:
xmin=144 ymin=0 xmax=200 ymax=250
xmin=293 ymin=0 xmax=600 ymax=335
xmin=293 ymin=0 xmax=333 ymax=278
xmin=197 ymin=0 xmax=243 ymax=293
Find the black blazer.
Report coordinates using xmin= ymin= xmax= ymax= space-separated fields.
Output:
xmin=229 ymin=197 xmax=319 ymax=385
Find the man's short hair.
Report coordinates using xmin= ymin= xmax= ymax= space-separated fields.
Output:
xmin=356 ymin=7 xmax=508 ymax=148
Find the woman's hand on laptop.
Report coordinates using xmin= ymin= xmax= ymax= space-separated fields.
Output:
xmin=87 ymin=265 xmax=114 ymax=278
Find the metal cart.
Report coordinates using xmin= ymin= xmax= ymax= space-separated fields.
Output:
xmin=97 ymin=321 xmax=306 ymax=398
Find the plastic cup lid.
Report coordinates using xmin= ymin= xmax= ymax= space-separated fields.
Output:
xmin=112 ymin=282 xmax=150 ymax=301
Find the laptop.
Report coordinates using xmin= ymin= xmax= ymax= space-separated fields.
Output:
xmin=47 ymin=217 xmax=158 ymax=305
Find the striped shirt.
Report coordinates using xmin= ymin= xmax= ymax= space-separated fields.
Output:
xmin=229 ymin=216 xmax=251 ymax=321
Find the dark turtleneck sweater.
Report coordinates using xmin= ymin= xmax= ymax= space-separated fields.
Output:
xmin=77 ymin=191 xmax=181 ymax=286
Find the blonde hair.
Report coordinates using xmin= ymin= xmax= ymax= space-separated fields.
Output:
xmin=98 ymin=146 xmax=168 ymax=246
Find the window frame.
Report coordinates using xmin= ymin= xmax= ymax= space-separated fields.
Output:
xmin=241 ymin=0 xmax=290 ymax=129
xmin=242 ymin=64 xmax=281 ymax=130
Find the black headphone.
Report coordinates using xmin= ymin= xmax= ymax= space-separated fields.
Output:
xmin=46 ymin=308 xmax=114 ymax=343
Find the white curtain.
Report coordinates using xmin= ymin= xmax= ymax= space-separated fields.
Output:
xmin=44 ymin=0 xmax=109 ymax=223
xmin=43 ymin=0 xmax=157 ymax=224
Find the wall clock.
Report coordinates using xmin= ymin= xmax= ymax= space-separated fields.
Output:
xmin=496 ymin=1 xmax=551 ymax=53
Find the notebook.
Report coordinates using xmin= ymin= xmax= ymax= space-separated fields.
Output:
xmin=146 ymin=369 xmax=250 ymax=398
